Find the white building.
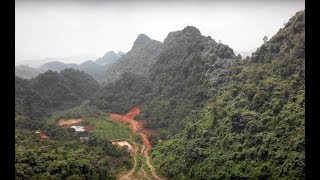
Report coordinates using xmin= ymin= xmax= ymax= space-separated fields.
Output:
xmin=70 ymin=125 xmax=85 ymax=132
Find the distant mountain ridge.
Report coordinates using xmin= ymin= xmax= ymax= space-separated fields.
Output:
xmin=15 ymin=65 xmax=46 ymax=79
xmin=16 ymin=54 xmax=98 ymax=68
xmin=96 ymin=51 xmax=124 ymax=66
xmin=38 ymin=61 xmax=81 ymax=72
xmin=15 ymin=51 xmax=125 ymax=81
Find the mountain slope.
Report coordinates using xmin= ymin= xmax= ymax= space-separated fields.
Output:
xmin=91 ymin=72 xmax=152 ymax=113
xmin=91 ymin=26 xmax=241 ymax=136
xmin=140 ymin=26 xmax=239 ymax=130
xmin=151 ymin=10 xmax=305 ymax=179
xmin=15 ymin=68 xmax=100 ymax=121
xmin=101 ymin=34 xmax=163 ymax=84
xmin=78 ymin=60 xmax=106 ymax=81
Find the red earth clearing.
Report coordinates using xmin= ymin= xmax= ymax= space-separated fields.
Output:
xmin=109 ymin=108 xmax=144 ymax=134
xmin=124 ymin=107 xmax=141 ymax=119
xmin=109 ymin=107 xmax=154 ymax=155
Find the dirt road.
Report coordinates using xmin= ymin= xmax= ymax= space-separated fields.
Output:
xmin=118 ymin=153 xmax=137 ymax=180
xmin=109 ymin=107 xmax=165 ymax=180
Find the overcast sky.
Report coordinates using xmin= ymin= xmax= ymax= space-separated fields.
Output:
xmin=15 ymin=0 xmax=305 ymax=65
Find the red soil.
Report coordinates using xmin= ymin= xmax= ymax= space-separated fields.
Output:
xmin=109 ymin=108 xmax=144 ymax=134
xmin=109 ymin=107 xmax=154 ymax=155
xmin=141 ymin=133 xmax=152 ymax=156
xmin=124 ymin=107 xmax=141 ymax=119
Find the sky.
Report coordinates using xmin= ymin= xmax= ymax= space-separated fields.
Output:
xmin=15 ymin=0 xmax=305 ymax=65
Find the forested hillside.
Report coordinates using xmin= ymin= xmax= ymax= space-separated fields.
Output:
xmin=15 ymin=68 xmax=100 ymax=121
xmin=15 ymin=128 xmax=132 ymax=179
xmin=91 ymin=26 xmax=241 ymax=136
xmin=141 ymin=26 xmax=240 ymax=132
xmin=91 ymin=72 xmax=152 ymax=114
xmin=150 ymin=10 xmax=305 ymax=179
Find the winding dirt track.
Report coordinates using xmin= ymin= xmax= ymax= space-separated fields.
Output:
xmin=109 ymin=107 xmax=164 ymax=180
xmin=146 ymin=155 xmax=162 ymax=180
xmin=141 ymin=166 xmax=151 ymax=180
xmin=119 ymin=153 xmax=137 ymax=180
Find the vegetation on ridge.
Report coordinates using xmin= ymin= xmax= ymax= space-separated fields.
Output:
xmin=151 ymin=10 xmax=305 ymax=179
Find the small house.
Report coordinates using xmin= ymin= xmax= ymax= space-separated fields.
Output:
xmin=70 ymin=125 xmax=85 ymax=132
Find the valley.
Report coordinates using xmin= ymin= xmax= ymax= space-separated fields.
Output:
xmin=49 ymin=107 xmax=164 ymax=179
xmin=15 ymin=9 xmax=305 ymax=180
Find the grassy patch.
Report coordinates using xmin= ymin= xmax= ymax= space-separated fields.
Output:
xmin=134 ymin=154 xmax=143 ymax=175
xmin=141 ymin=155 xmax=152 ymax=176
xmin=86 ymin=117 xmax=130 ymax=140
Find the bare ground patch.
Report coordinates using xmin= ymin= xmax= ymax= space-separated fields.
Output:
xmin=58 ymin=118 xmax=83 ymax=128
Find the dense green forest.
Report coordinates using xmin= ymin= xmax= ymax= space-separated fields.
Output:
xmin=15 ymin=106 xmax=133 ymax=179
xmin=15 ymin=68 xmax=100 ymax=121
xmin=150 ymin=10 xmax=305 ymax=179
xmin=15 ymin=128 xmax=132 ymax=179
xmin=91 ymin=72 xmax=153 ymax=114
xmin=15 ymin=9 xmax=304 ymax=180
